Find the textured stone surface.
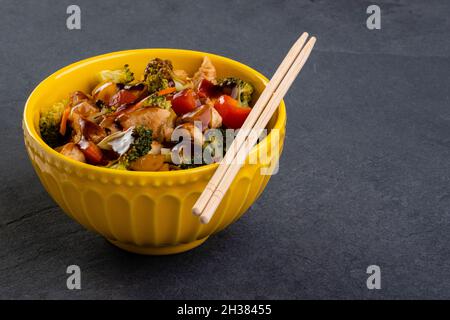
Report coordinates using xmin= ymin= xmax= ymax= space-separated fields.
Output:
xmin=1 ymin=0 xmax=449 ymax=299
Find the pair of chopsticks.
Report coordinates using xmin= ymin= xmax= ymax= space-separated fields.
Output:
xmin=193 ymin=32 xmax=316 ymax=224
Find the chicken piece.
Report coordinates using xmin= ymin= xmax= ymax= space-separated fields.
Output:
xmin=173 ymin=122 xmax=203 ymax=146
xmin=71 ymin=113 xmax=83 ymax=143
xmin=210 ymin=107 xmax=222 ymax=129
xmin=193 ymin=56 xmax=216 ymax=87
xmin=99 ymin=114 xmax=120 ymax=134
xmin=178 ymin=105 xmax=222 ymax=130
xmin=83 ymin=120 xmax=107 ymax=144
xmin=71 ymin=112 xmax=106 ymax=144
xmin=164 ymin=127 xmax=174 ymax=142
xmin=59 ymin=142 xmax=86 ymax=163
xmin=148 ymin=141 xmax=162 ymax=155
xmin=70 ymin=101 xmax=99 ymax=119
xmin=173 ymin=69 xmax=190 ymax=82
xmin=164 ymin=108 xmax=177 ymax=141
xmin=118 ymin=107 xmax=175 ymax=142
xmin=70 ymin=91 xmax=91 ymax=106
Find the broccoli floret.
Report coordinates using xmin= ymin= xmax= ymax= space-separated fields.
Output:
xmin=96 ymin=100 xmax=115 ymax=114
xmin=116 ymin=126 xmax=153 ymax=169
xmin=99 ymin=64 xmax=134 ymax=84
xmin=146 ymin=74 xmax=170 ymax=94
xmin=39 ymin=100 xmax=68 ymax=147
xmin=143 ymin=58 xmax=191 ymax=93
xmin=140 ymin=93 xmax=172 ymax=110
xmin=143 ymin=58 xmax=173 ymax=93
xmin=217 ymin=77 xmax=254 ymax=107
xmin=144 ymin=58 xmax=173 ymax=80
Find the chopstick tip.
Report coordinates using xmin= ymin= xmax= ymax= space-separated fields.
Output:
xmin=192 ymin=207 xmax=202 ymax=216
xmin=200 ymin=215 xmax=210 ymax=224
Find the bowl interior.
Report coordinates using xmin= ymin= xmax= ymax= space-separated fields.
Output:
xmin=24 ymin=49 xmax=284 ymax=173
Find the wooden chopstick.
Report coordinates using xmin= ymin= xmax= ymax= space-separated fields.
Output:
xmin=192 ymin=32 xmax=310 ymax=217
xmin=199 ymin=36 xmax=317 ymax=224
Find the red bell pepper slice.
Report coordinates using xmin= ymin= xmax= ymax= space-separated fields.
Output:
xmin=214 ymin=94 xmax=252 ymax=129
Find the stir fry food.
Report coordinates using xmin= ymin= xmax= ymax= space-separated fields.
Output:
xmin=39 ymin=57 xmax=255 ymax=171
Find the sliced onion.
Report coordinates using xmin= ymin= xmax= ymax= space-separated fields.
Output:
xmin=174 ymin=80 xmax=185 ymax=92
xmin=97 ymin=126 xmax=135 ymax=155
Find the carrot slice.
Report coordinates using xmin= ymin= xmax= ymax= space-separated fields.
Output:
xmin=59 ymin=105 xmax=71 ymax=136
xmin=79 ymin=141 xmax=103 ymax=164
xmin=157 ymin=87 xmax=176 ymax=96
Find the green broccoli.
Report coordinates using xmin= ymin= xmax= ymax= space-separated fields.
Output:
xmin=140 ymin=93 xmax=172 ymax=110
xmin=217 ymin=77 xmax=254 ymax=107
xmin=143 ymin=58 xmax=190 ymax=93
xmin=99 ymin=64 xmax=134 ymax=84
xmin=144 ymin=58 xmax=173 ymax=80
xmin=146 ymin=74 xmax=170 ymax=94
xmin=96 ymin=100 xmax=115 ymax=114
xmin=116 ymin=126 xmax=153 ymax=169
xmin=143 ymin=58 xmax=172 ymax=93
xmin=39 ymin=99 xmax=68 ymax=147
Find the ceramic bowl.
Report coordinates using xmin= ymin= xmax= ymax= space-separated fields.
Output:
xmin=23 ymin=49 xmax=286 ymax=255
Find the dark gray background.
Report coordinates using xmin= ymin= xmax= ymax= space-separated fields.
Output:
xmin=1 ymin=0 xmax=449 ymax=299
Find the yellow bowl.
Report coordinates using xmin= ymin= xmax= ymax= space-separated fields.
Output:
xmin=23 ymin=49 xmax=286 ymax=255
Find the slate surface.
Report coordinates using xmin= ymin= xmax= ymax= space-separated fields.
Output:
xmin=0 ymin=0 xmax=449 ymax=299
